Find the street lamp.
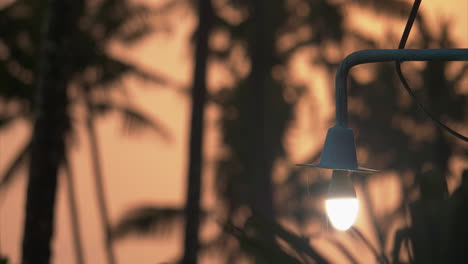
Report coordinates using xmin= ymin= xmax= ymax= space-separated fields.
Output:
xmin=298 ymin=48 xmax=468 ymax=230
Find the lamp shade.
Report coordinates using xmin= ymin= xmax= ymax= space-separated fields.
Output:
xmin=297 ymin=125 xmax=378 ymax=173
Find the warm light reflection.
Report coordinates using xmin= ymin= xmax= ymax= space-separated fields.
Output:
xmin=325 ymin=198 xmax=359 ymax=231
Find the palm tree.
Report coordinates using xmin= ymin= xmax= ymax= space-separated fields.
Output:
xmin=21 ymin=0 xmax=81 ymax=262
xmin=0 ymin=0 xmax=175 ymax=263
xmin=213 ymin=0 xmax=342 ymax=261
xmin=247 ymin=0 xmax=277 ymax=235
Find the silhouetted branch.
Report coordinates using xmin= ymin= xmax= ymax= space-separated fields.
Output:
xmin=62 ymin=153 xmax=85 ymax=264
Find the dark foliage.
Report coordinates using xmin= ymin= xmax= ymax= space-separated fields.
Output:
xmin=109 ymin=0 xmax=468 ymax=263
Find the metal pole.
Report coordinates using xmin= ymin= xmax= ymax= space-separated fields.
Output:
xmin=335 ymin=49 xmax=468 ymax=126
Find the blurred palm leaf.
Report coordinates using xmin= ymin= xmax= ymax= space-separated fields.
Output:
xmin=85 ymin=0 xmax=187 ymax=45
xmin=0 ymin=0 xmax=180 ymax=107
xmin=224 ymin=222 xmax=305 ymax=264
xmin=0 ymin=113 xmax=25 ymax=130
xmin=327 ymin=238 xmax=358 ymax=264
xmin=91 ymin=102 xmax=171 ymax=140
xmin=112 ymin=205 xmax=184 ymax=239
xmin=108 ymin=0 xmax=187 ymax=44
xmin=0 ymin=139 xmax=30 ymax=191
xmin=248 ymin=219 xmax=328 ymax=263
xmin=224 ymin=218 xmax=330 ymax=264
xmin=96 ymin=3 xmax=155 ymax=44
xmin=349 ymin=227 xmax=382 ymax=261
xmin=112 ymin=205 xmax=214 ymax=241
xmin=88 ymin=54 xmax=171 ymax=88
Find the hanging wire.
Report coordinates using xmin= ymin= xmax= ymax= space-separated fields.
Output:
xmin=396 ymin=0 xmax=468 ymax=142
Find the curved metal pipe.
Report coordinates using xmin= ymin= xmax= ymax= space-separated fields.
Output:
xmin=335 ymin=49 xmax=468 ymax=126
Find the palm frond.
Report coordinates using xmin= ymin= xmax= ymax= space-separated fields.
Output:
xmin=0 ymin=139 xmax=30 ymax=191
xmin=89 ymin=0 xmax=183 ymax=44
xmin=88 ymin=1 xmax=149 ymax=42
xmin=112 ymin=205 xmax=184 ymax=239
xmin=110 ymin=0 xmax=187 ymax=44
xmin=92 ymin=54 xmax=172 ymax=88
xmin=223 ymin=222 xmax=304 ymax=264
xmin=119 ymin=106 xmax=169 ymax=138
xmin=109 ymin=4 xmax=155 ymax=44
xmin=115 ymin=20 xmax=153 ymax=45
xmin=224 ymin=218 xmax=329 ymax=263
xmin=254 ymin=220 xmax=328 ymax=263
xmin=91 ymin=102 xmax=171 ymax=140
xmin=349 ymin=227 xmax=383 ymax=261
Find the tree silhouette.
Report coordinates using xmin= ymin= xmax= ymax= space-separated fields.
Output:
xmin=21 ymin=0 xmax=81 ymax=262
xmin=182 ymin=0 xmax=213 ymax=263
xmin=0 ymin=0 xmax=174 ymax=262
xmin=111 ymin=0 xmax=467 ymax=263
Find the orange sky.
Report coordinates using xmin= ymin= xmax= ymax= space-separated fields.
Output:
xmin=0 ymin=0 xmax=467 ymax=263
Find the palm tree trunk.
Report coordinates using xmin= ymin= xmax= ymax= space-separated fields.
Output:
xmin=21 ymin=0 xmax=79 ymax=263
xmin=249 ymin=0 xmax=275 ymax=235
xmin=84 ymin=91 xmax=116 ymax=264
xmin=63 ymin=153 xmax=85 ymax=264
xmin=181 ymin=0 xmax=213 ymax=263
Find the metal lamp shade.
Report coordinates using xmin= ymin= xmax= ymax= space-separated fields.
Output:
xmin=298 ymin=125 xmax=379 ymax=173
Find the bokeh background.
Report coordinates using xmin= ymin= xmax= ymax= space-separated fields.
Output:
xmin=0 ymin=0 xmax=467 ymax=263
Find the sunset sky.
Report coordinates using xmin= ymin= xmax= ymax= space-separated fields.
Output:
xmin=0 ymin=0 xmax=467 ymax=263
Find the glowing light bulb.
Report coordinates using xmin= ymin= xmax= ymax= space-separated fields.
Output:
xmin=325 ymin=198 xmax=359 ymax=231
xmin=325 ymin=170 xmax=359 ymax=231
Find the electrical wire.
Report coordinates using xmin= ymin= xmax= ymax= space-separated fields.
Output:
xmin=396 ymin=0 xmax=468 ymax=142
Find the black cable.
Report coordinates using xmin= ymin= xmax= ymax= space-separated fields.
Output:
xmin=398 ymin=0 xmax=422 ymax=49
xmin=396 ymin=0 xmax=468 ymax=142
